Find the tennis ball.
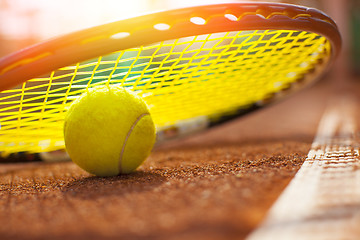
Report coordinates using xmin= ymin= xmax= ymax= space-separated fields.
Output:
xmin=63 ymin=85 xmax=156 ymax=177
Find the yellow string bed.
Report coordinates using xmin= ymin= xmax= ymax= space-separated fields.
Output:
xmin=0 ymin=30 xmax=331 ymax=155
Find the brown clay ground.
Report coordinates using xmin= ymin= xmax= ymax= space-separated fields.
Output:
xmin=0 ymin=80 xmax=343 ymax=240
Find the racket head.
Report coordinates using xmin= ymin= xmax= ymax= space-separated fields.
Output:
xmin=0 ymin=2 xmax=341 ymax=156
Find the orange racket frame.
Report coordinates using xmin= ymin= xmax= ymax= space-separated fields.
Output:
xmin=0 ymin=3 xmax=341 ymax=91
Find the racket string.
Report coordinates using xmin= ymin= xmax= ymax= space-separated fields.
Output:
xmin=0 ymin=30 xmax=331 ymax=154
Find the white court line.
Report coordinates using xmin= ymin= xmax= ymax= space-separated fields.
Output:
xmin=247 ymin=97 xmax=360 ymax=240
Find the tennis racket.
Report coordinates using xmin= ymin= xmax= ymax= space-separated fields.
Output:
xmin=0 ymin=2 xmax=341 ymax=162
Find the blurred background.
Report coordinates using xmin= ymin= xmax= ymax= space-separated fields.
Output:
xmin=0 ymin=0 xmax=359 ymax=79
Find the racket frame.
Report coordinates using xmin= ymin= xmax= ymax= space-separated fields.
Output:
xmin=0 ymin=2 xmax=341 ymax=91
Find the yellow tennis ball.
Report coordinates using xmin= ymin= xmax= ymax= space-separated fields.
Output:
xmin=63 ymin=85 xmax=156 ymax=177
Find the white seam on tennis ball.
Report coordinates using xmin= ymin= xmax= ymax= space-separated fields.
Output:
xmin=118 ymin=112 xmax=150 ymax=173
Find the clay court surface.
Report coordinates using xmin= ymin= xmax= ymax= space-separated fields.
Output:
xmin=0 ymin=78 xmax=358 ymax=240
